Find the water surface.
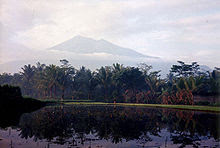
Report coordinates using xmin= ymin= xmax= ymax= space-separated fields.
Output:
xmin=0 ymin=105 xmax=219 ymax=148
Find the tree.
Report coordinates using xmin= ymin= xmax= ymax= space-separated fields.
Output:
xmin=115 ymin=67 xmax=145 ymax=102
xmin=207 ymin=69 xmax=220 ymax=95
xmin=0 ymin=73 xmax=14 ymax=85
xmin=138 ymin=63 xmax=152 ymax=75
xmin=95 ymin=66 xmax=113 ymax=101
xmin=1 ymin=60 xmax=219 ymax=104
xmin=20 ymin=64 xmax=35 ymax=96
xmin=112 ymin=63 xmax=125 ymax=102
xmin=170 ymin=61 xmax=200 ymax=77
xmin=57 ymin=59 xmax=75 ymax=100
xmin=74 ymin=66 xmax=95 ymax=100
xmin=33 ymin=62 xmax=47 ymax=98
xmin=144 ymin=70 xmax=165 ymax=103
xmin=44 ymin=64 xmax=59 ymax=98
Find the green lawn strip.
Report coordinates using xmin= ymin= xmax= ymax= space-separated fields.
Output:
xmin=64 ymin=102 xmax=220 ymax=112
xmin=38 ymin=99 xmax=93 ymax=103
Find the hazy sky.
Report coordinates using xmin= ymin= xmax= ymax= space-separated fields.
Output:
xmin=1 ymin=0 xmax=220 ymax=68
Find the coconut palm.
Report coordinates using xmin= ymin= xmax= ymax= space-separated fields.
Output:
xmin=20 ymin=64 xmax=35 ymax=96
xmin=57 ymin=60 xmax=75 ymax=100
xmin=44 ymin=65 xmax=59 ymax=98
xmin=95 ymin=66 xmax=113 ymax=101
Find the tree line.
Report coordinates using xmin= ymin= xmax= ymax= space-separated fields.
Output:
xmin=0 ymin=60 xmax=219 ymax=105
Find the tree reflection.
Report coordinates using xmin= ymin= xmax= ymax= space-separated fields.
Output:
xmin=17 ymin=105 xmax=220 ymax=147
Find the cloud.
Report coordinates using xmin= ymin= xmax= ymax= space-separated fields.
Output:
xmin=0 ymin=0 xmax=220 ymax=68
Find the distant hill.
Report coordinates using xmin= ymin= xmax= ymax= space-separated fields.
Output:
xmin=49 ymin=35 xmax=157 ymax=58
xmin=200 ymin=65 xmax=212 ymax=72
xmin=0 ymin=35 xmax=212 ymax=77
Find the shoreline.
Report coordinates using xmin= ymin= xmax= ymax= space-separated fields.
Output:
xmin=64 ymin=102 xmax=220 ymax=113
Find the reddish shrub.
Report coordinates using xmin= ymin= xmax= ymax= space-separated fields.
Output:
xmin=162 ymin=89 xmax=194 ymax=105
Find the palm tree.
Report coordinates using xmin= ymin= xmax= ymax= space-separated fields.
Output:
xmin=112 ymin=63 xmax=125 ymax=102
xmin=21 ymin=64 xmax=35 ymax=82
xmin=33 ymin=62 xmax=47 ymax=98
xmin=112 ymin=63 xmax=124 ymax=73
xmin=145 ymin=71 xmax=165 ymax=103
xmin=20 ymin=64 xmax=35 ymax=96
xmin=95 ymin=66 xmax=113 ymax=101
xmin=44 ymin=65 xmax=59 ymax=98
xmin=57 ymin=60 xmax=75 ymax=100
xmin=74 ymin=66 xmax=95 ymax=100
xmin=114 ymin=67 xmax=145 ymax=103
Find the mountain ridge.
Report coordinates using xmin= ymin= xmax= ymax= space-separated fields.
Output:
xmin=49 ymin=35 xmax=158 ymax=59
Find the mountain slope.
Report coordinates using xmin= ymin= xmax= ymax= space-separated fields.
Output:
xmin=49 ymin=35 xmax=157 ymax=58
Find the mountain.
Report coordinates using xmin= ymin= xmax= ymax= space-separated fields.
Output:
xmin=1 ymin=34 xmax=212 ymax=77
xmin=49 ymin=35 xmax=157 ymax=58
xmin=0 ymin=35 xmax=176 ymax=76
xmin=200 ymin=65 xmax=212 ymax=72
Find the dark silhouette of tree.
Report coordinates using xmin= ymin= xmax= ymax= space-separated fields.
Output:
xmin=57 ymin=59 xmax=75 ymax=100
xmin=0 ymin=60 xmax=219 ymax=104
xmin=20 ymin=64 xmax=35 ymax=96
xmin=95 ymin=66 xmax=113 ymax=101
xmin=74 ymin=66 xmax=95 ymax=100
xmin=170 ymin=61 xmax=200 ymax=77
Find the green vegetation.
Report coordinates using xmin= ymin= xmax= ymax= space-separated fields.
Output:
xmin=64 ymin=102 xmax=220 ymax=112
xmin=0 ymin=60 xmax=219 ymax=105
xmin=39 ymin=99 xmax=93 ymax=102
xmin=38 ymin=99 xmax=94 ymax=104
xmin=0 ymin=85 xmax=45 ymax=113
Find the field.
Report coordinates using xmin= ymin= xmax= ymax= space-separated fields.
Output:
xmin=63 ymin=102 xmax=220 ymax=112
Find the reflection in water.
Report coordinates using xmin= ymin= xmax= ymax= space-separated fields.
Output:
xmin=0 ymin=105 xmax=220 ymax=147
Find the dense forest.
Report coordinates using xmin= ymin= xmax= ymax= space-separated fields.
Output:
xmin=0 ymin=60 xmax=219 ymax=105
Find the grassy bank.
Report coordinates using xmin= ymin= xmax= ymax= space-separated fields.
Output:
xmin=64 ymin=102 xmax=220 ymax=113
xmin=38 ymin=99 xmax=94 ymax=104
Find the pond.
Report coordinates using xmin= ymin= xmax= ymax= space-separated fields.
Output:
xmin=0 ymin=105 xmax=219 ymax=148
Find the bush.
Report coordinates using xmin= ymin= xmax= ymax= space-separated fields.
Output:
xmin=0 ymin=85 xmax=45 ymax=113
xmin=162 ymin=89 xmax=194 ymax=105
